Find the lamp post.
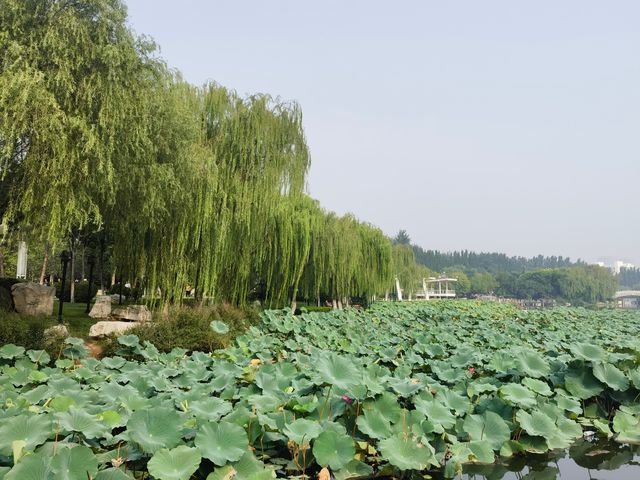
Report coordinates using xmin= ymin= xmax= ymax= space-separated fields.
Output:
xmin=58 ymin=250 xmax=71 ymax=324
xmin=85 ymin=254 xmax=96 ymax=314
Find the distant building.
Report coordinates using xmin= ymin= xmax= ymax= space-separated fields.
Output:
xmin=613 ymin=261 xmax=635 ymax=274
xmin=615 ymin=291 xmax=640 ymax=309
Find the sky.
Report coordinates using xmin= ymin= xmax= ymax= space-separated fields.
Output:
xmin=125 ymin=1 xmax=639 ymax=266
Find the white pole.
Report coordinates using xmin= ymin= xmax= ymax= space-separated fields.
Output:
xmin=16 ymin=241 xmax=27 ymax=279
xmin=395 ymin=277 xmax=403 ymax=301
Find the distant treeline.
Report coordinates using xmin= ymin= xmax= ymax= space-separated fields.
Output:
xmin=392 ymin=231 xmax=618 ymax=304
xmin=618 ymin=267 xmax=640 ymax=290
xmin=412 ymin=246 xmax=583 ymax=274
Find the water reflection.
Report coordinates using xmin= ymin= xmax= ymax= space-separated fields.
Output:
xmin=457 ymin=440 xmax=640 ymax=479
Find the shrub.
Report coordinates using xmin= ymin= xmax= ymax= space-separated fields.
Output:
xmin=54 ymin=280 xmax=99 ymax=303
xmin=0 ymin=310 xmax=47 ymax=350
xmin=101 ymin=303 xmax=260 ymax=355
xmin=0 ymin=278 xmax=22 ymax=311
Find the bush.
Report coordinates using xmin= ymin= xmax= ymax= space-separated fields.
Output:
xmin=102 ymin=303 xmax=260 ymax=355
xmin=300 ymin=306 xmax=332 ymax=313
xmin=0 ymin=310 xmax=47 ymax=350
xmin=0 ymin=278 xmax=22 ymax=312
xmin=54 ymin=280 xmax=99 ymax=303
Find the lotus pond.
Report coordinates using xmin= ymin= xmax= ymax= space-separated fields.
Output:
xmin=1 ymin=301 xmax=640 ymax=479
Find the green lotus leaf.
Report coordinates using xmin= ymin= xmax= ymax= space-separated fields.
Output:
xmin=26 ymin=350 xmax=50 ymax=364
xmin=0 ymin=414 xmax=52 ymax=456
xmin=564 ymin=368 xmax=604 ymax=399
xmin=5 ymin=453 xmax=51 ymax=480
xmin=210 ymin=321 xmax=230 ymax=335
xmin=414 ymin=399 xmax=456 ymax=429
xmin=516 ymin=351 xmax=550 ymax=378
xmin=378 ymin=434 xmax=437 ymax=471
xmin=0 ymin=344 xmax=25 ymax=359
xmin=102 ymin=357 xmax=127 ymax=370
xmin=499 ymin=384 xmax=537 ymax=408
xmin=126 ymin=408 xmax=184 ymax=453
xmin=500 ymin=440 xmax=525 ymax=457
xmin=315 ymin=353 xmax=362 ymax=391
xmin=312 ymin=430 xmax=355 ymax=470
xmin=195 ymin=421 xmax=248 ymax=465
xmin=283 ymin=418 xmax=322 ymax=445
xmin=613 ymin=411 xmax=640 ymax=443
xmin=334 ymin=459 xmax=374 ymax=480
xmin=463 ymin=411 xmax=511 ymax=450
xmin=437 ymin=390 xmax=471 ymax=416
xmin=117 ymin=335 xmax=140 ymax=347
xmin=189 ymin=397 xmax=232 ymax=422
xmin=369 ymin=392 xmax=402 ymax=424
xmin=570 ymin=343 xmax=607 ymax=362
xmin=95 ymin=468 xmax=136 ymax=480
xmin=522 ymin=378 xmax=552 ymax=396
xmin=51 ymin=445 xmax=98 ymax=480
xmin=58 ymin=407 xmax=110 ymax=439
xmin=356 ymin=409 xmax=392 ymax=440
xmin=449 ymin=440 xmax=495 ymax=464
xmin=148 ymin=446 xmax=202 ymax=480
xmin=592 ymin=363 xmax=629 ymax=391
xmin=206 ymin=450 xmax=274 ymax=480
xmin=51 ymin=445 xmax=99 ymax=480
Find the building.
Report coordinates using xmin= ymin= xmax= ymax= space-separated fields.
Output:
xmin=615 ymin=291 xmax=640 ymax=309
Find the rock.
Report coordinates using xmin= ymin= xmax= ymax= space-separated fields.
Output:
xmin=44 ymin=324 xmax=69 ymax=346
xmin=110 ymin=294 xmax=126 ymax=304
xmin=89 ymin=295 xmax=112 ymax=319
xmin=89 ymin=321 xmax=141 ymax=338
xmin=11 ymin=282 xmax=55 ymax=316
xmin=111 ymin=305 xmax=152 ymax=323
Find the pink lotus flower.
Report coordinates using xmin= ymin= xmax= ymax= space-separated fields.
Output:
xmin=341 ymin=395 xmax=354 ymax=405
xmin=468 ymin=367 xmax=476 ymax=376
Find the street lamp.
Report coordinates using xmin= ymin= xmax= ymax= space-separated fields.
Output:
xmin=58 ymin=250 xmax=71 ymax=323
xmin=85 ymin=254 xmax=96 ymax=314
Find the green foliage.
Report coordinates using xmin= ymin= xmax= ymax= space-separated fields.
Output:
xmin=0 ymin=301 xmax=639 ymax=478
xmin=104 ymin=304 xmax=260 ymax=354
xmin=0 ymin=310 xmax=46 ymax=350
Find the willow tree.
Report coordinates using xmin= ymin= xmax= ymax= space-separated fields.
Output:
xmin=297 ymin=213 xmax=392 ymax=307
xmin=0 ymin=0 xmax=161 ymax=244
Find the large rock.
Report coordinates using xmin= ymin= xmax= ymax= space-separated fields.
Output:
xmin=111 ymin=305 xmax=151 ymax=323
xmin=89 ymin=321 xmax=140 ymax=338
xmin=11 ymin=282 xmax=55 ymax=316
xmin=89 ymin=295 xmax=112 ymax=319
xmin=110 ymin=294 xmax=126 ymax=304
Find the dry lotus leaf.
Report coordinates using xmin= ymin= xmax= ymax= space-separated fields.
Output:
xmin=318 ymin=467 xmax=331 ymax=480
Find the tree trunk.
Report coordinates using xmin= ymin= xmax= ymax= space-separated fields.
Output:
xmin=70 ymin=250 xmax=75 ymax=303
xmin=39 ymin=243 xmax=49 ymax=285
xmin=111 ymin=270 xmax=116 ymax=288
xmin=81 ymin=245 xmax=85 ymax=280
xmin=331 ymin=299 xmax=337 ymax=309
xmin=0 ymin=248 xmax=4 ymax=277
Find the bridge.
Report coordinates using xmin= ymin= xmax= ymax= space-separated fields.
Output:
xmin=615 ymin=291 xmax=640 ymax=309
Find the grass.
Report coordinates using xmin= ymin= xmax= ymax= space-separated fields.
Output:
xmin=46 ymin=300 xmax=95 ymax=338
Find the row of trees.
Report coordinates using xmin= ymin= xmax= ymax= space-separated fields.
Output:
xmin=618 ymin=267 xmax=640 ymax=290
xmin=445 ymin=266 xmax=617 ymax=304
xmin=0 ymin=0 xmax=410 ymax=308
xmin=393 ymin=231 xmax=618 ymax=304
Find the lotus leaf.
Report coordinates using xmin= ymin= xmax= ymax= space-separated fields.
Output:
xmin=126 ymin=408 xmax=184 ymax=453
xmin=195 ymin=421 xmax=248 ymax=465
xmin=378 ymin=434 xmax=437 ymax=470
xmin=148 ymin=446 xmax=202 ymax=480
xmin=312 ymin=430 xmax=355 ymax=470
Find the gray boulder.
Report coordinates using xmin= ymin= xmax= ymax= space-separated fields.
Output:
xmin=89 ymin=321 xmax=140 ymax=338
xmin=111 ymin=305 xmax=152 ymax=323
xmin=11 ymin=282 xmax=55 ymax=316
xmin=89 ymin=295 xmax=112 ymax=319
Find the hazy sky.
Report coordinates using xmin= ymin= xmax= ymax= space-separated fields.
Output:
xmin=126 ymin=1 xmax=639 ymax=265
